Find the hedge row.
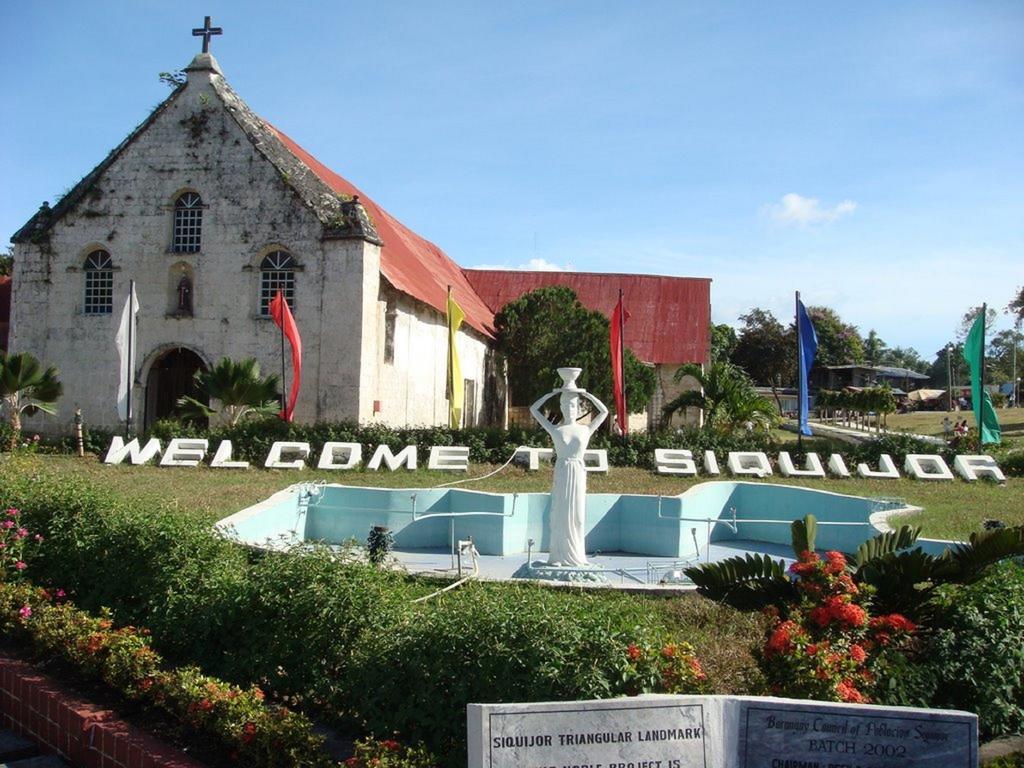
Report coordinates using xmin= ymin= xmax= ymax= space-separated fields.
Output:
xmin=1 ymin=462 xmax=707 ymax=766
xmin=0 ymin=580 xmax=328 ymax=768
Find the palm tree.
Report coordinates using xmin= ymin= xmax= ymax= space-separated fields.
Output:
xmin=662 ymin=361 xmax=778 ymax=432
xmin=0 ymin=352 xmax=63 ymax=450
xmin=177 ymin=357 xmax=280 ymax=427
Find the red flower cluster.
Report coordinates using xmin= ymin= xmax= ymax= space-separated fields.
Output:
xmin=760 ymin=548 xmax=915 ymax=705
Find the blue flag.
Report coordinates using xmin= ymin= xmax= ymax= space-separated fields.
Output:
xmin=796 ymin=297 xmax=818 ymax=436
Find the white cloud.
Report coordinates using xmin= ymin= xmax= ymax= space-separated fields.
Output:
xmin=768 ymin=193 xmax=857 ymax=225
xmin=471 ymin=257 xmax=569 ymax=271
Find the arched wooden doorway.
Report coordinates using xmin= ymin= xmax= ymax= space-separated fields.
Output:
xmin=144 ymin=347 xmax=207 ymax=429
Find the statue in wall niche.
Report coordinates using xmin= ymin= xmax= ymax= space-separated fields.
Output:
xmin=530 ymin=367 xmax=608 ymax=567
xmin=176 ymin=275 xmax=193 ymax=315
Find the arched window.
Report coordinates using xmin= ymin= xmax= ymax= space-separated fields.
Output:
xmin=83 ymin=250 xmax=114 ymax=315
xmin=260 ymin=250 xmax=296 ymax=316
xmin=172 ymin=192 xmax=203 ymax=253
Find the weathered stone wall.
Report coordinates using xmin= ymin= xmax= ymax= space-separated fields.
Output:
xmin=371 ymin=280 xmax=490 ymax=426
xmin=9 ymin=62 xmax=372 ymax=432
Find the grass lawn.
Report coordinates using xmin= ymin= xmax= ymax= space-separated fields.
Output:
xmin=854 ymin=409 xmax=1024 ymax=444
xmin=9 ymin=450 xmax=1021 ymax=541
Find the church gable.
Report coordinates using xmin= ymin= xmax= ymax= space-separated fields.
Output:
xmin=12 ymin=53 xmax=379 ymax=252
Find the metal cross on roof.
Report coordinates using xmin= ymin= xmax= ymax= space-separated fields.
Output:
xmin=192 ymin=16 xmax=223 ymax=54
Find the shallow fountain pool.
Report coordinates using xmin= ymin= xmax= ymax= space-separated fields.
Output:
xmin=215 ymin=481 xmax=956 ymax=586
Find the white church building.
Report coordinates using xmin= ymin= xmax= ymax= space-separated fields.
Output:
xmin=10 ymin=43 xmax=710 ymax=434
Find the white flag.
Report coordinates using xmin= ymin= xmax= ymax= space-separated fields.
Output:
xmin=114 ymin=283 xmax=139 ymax=421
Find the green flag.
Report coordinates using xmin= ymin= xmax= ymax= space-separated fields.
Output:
xmin=962 ymin=310 xmax=1001 ymax=445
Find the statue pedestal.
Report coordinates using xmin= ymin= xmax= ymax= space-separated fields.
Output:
xmin=512 ymin=561 xmax=610 ymax=584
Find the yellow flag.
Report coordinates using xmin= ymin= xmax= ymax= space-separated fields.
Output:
xmin=447 ymin=290 xmax=465 ymax=428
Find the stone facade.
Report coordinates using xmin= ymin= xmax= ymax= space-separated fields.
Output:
xmin=10 ymin=53 xmax=489 ymax=433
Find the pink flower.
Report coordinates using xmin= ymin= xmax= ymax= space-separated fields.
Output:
xmin=19 ymin=605 xmax=31 ymax=620
xmin=33 ymin=534 xmax=43 ymax=543
xmin=14 ymin=561 xmax=26 ymax=571
xmin=0 ymin=543 xmax=6 ymax=550
xmin=56 ymin=589 xmax=66 ymax=599
xmin=5 ymin=509 xmax=18 ymax=517
xmin=2 ymin=520 xmax=14 ymax=529
xmin=15 ymin=528 xmax=28 ymax=540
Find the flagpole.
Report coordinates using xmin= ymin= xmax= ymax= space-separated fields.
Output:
xmin=447 ymin=285 xmax=454 ymax=427
xmin=796 ymin=290 xmax=803 ymax=452
xmin=278 ymin=292 xmax=286 ymax=416
xmin=125 ymin=280 xmax=134 ymax=439
xmin=979 ymin=303 xmax=987 ymax=427
xmin=619 ymin=287 xmax=627 ymax=439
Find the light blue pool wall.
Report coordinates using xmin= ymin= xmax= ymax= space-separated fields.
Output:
xmin=221 ymin=481 xmax=931 ymax=559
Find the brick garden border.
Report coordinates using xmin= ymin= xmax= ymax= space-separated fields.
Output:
xmin=0 ymin=654 xmax=205 ymax=768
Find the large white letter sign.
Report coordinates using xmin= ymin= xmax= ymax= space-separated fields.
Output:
xmin=954 ymin=455 xmax=1006 ymax=482
xmin=655 ymin=449 xmax=698 ymax=476
xmin=727 ymin=452 xmax=773 ymax=478
xmin=778 ymin=451 xmax=826 ymax=478
xmin=514 ymin=446 xmax=554 ymax=471
xmin=104 ymin=437 xmax=162 ymax=465
xmin=368 ymin=444 xmax=417 ymax=471
xmin=703 ymin=450 xmax=721 ymax=476
xmin=856 ymin=454 xmax=900 ymax=479
xmin=428 ymin=446 xmax=470 ymax=471
xmin=318 ymin=442 xmax=362 ymax=470
xmin=160 ymin=439 xmax=208 ymax=467
xmin=827 ymin=453 xmax=851 ymax=478
xmin=264 ymin=442 xmax=311 ymax=470
xmin=904 ymin=454 xmax=954 ymax=481
xmin=210 ymin=440 xmax=250 ymax=469
xmin=583 ymin=449 xmax=609 ymax=473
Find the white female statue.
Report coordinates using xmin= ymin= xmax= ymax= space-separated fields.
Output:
xmin=529 ymin=367 xmax=609 ymax=567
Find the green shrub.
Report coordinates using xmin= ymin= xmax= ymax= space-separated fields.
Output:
xmin=875 ymin=561 xmax=1024 ymax=740
xmin=852 ymin=433 xmax=939 ymax=465
xmin=0 ymin=464 xmax=712 ymax=764
xmin=999 ymin=450 xmax=1024 ymax=478
xmin=343 ymin=582 xmax=706 ymax=764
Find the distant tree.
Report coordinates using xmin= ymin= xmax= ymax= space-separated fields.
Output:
xmin=805 ymin=306 xmax=864 ymax=366
xmin=0 ymin=352 xmax=62 ymax=450
xmin=494 ymin=286 xmax=656 ymax=417
xmin=662 ymin=361 xmax=778 ymax=433
xmin=987 ymin=329 xmax=1020 ymax=384
xmin=958 ymin=304 xmax=999 ymax=341
xmin=709 ymin=323 xmax=737 ymax=364
xmin=878 ymin=346 xmax=930 ymax=375
xmin=1008 ymin=287 xmax=1024 ymax=322
xmin=864 ymin=330 xmax=886 ymax=366
xmin=0 ymin=247 xmax=12 ymax=277
xmin=929 ymin=342 xmax=968 ymax=391
xmin=730 ymin=308 xmax=794 ymax=389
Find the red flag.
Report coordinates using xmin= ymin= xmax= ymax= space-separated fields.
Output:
xmin=610 ymin=294 xmax=630 ymax=434
xmin=269 ymin=291 xmax=302 ymax=422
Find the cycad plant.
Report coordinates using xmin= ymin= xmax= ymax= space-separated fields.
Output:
xmin=663 ymin=361 xmax=778 ymax=432
xmin=177 ymin=357 xmax=280 ymax=427
xmin=0 ymin=352 xmax=63 ymax=450
xmin=685 ymin=514 xmax=1024 ymax=622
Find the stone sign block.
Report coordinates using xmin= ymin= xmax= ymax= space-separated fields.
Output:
xmin=468 ymin=696 xmax=733 ymax=768
xmin=469 ymin=696 xmax=978 ymax=768
xmin=737 ymin=697 xmax=977 ymax=768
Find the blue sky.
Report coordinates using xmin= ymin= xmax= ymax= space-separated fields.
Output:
xmin=2 ymin=1 xmax=1021 ymax=359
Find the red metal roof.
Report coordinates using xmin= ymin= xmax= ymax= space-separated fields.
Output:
xmin=462 ymin=270 xmax=710 ymax=364
xmin=266 ymin=126 xmax=495 ymax=337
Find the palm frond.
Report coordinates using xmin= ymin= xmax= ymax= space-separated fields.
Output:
xmin=851 ymin=525 xmax=921 ymax=569
xmin=684 ymin=553 xmax=796 ymax=611
xmin=942 ymin=526 xmax=1024 ymax=585
xmin=790 ymin=515 xmax=817 ymax=556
